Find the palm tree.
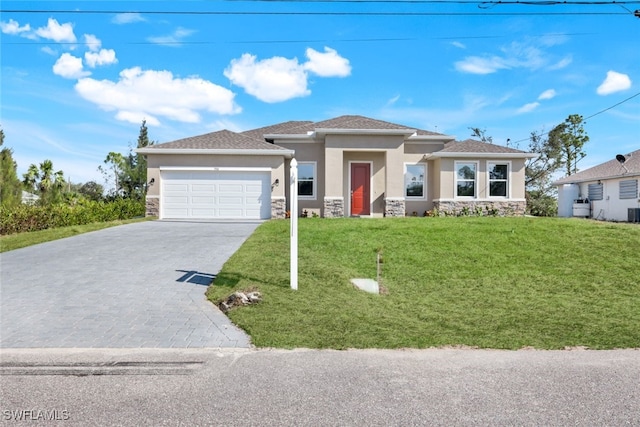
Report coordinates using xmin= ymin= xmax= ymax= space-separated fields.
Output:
xmin=22 ymin=160 xmax=65 ymax=204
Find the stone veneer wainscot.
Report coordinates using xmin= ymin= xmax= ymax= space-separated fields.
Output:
xmin=323 ymin=197 xmax=345 ymax=218
xmin=145 ymin=196 xmax=159 ymax=217
xmin=271 ymin=197 xmax=287 ymax=219
xmin=434 ymin=200 xmax=526 ymax=216
xmin=384 ymin=198 xmax=406 ymax=217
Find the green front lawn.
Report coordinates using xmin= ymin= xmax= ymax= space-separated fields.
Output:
xmin=0 ymin=217 xmax=152 ymax=253
xmin=207 ymin=217 xmax=640 ymax=349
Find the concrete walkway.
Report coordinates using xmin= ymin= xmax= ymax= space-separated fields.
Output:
xmin=0 ymin=221 xmax=260 ymax=348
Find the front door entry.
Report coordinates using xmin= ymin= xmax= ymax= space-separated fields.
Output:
xmin=350 ymin=163 xmax=370 ymax=216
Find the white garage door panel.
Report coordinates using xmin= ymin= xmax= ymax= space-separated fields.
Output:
xmin=165 ymin=196 xmax=189 ymax=204
xmin=161 ymin=170 xmax=270 ymax=219
xmin=192 ymin=196 xmax=215 ymax=203
xmin=192 ymin=184 xmax=215 ymax=192
xmin=166 ymin=183 xmax=189 ymax=191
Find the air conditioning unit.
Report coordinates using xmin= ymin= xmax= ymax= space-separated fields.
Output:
xmin=629 ymin=208 xmax=640 ymax=223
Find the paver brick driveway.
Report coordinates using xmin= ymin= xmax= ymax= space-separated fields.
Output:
xmin=0 ymin=221 xmax=260 ymax=348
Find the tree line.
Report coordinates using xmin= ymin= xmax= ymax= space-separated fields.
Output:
xmin=0 ymin=120 xmax=154 ymax=208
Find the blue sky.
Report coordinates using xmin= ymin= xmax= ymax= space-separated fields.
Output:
xmin=2 ymin=1 xmax=639 ymax=187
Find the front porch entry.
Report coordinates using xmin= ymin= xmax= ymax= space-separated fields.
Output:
xmin=350 ymin=162 xmax=371 ymax=216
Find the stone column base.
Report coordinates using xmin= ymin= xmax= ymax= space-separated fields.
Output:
xmin=145 ymin=196 xmax=159 ymax=217
xmin=433 ymin=200 xmax=526 ymax=216
xmin=271 ymin=197 xmax=287 ymax=219
xmin=384 ymin=197 xmax=406 ymax=217
xmin=323 ymin=197 xmax=345 ymax=218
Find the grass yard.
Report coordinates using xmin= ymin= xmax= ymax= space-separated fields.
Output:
xmin=0 ymin=217 xmax=151 ymax=253
xmin=206 ymin=217 xmax=640 ymax=350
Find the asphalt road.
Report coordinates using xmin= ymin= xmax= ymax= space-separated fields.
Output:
xmin=1 ymin=348 xmax=639 ymax=426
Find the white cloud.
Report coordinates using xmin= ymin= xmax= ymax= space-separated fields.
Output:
xmin=115 ymin=111 xmax=161 ymax=126
xmin=224 ymin=53 xmax=310 ymax=103
xmin=597 ymin=70 xmax=632 ymax=95
xmin=74 ymin=67 xmax=240 ymax=124
xmin=456 ymin=40 xmax=567 ymax=75
xmin=0 ymin=19 xmax=31 ymax=35
xmin=387 ymin=95 xmax=401 ymax=106
xmin=53 ymin=53 xmax=90 ymax=79
xmin=85 ymin=49 xmax=118 ymax=68
xmin=303 ymin=47 xmax=351 ymax=77
xmin=147 ymin=27 xmax=195 ymax=46
xmin=111 ymin=13 xmax=146 ymax=24
xmin=455 ymin=56 xmax=508 ymax=74
xmin=548 ymin=55 xmax=572 ymax=70
xmin=451 ymin=41 xmax=466 ymax=49
xmin=538 ymin=89 xmax=556 ymax=100
xmin=41 ymin=46 xmax=58 ymax=56
xmin=84 ymin=34 xmax=101 ymax=52
xmin=538 ymin=33 xmax=569 ymax=47
xmin=36 ymin=18 xmax=76 ymax=43
xmin=517 ymin=102 xmax=540 ymax=113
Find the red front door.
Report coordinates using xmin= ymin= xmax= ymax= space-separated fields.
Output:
xmin=350 ymin=163 xmax=370 ymax=216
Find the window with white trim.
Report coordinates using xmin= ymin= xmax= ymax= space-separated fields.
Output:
xmin=297 ymin=162 xmax=316 ymax=199
xmin=404 ymin=164 xmax=426 ymax=198
xmin=488 ymin=163 xmax=509 ymax=197
xmin=456 ymin=162 xmax=477 ymax=197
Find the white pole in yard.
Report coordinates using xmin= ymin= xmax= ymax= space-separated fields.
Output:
xmin=290 ymin=158 xmax=298 ymax=290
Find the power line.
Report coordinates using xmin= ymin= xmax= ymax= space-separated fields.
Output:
xmin=0 ymin=9 xmax=631 ymax=16
xmin=511 ymin=91 xmax=640 ymax=145
xmin=584 ymin=91 xmax=640 ymax=120
xmin=222 ymin=0 xmax=639 ymax=3
xmin=1 ymin=38 xmax=417 ymax=46
xmin=1 ymin=32 xmax=597 ymax=46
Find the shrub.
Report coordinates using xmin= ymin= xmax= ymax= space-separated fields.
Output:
xmin=0 ymin=198 xmax=145 ymax=235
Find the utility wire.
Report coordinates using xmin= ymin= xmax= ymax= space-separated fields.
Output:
xmin=0 ymin=9 xmax=631 ymax=15
xmin=1 ymin=32 xmax=597 ymax=46
xmin=511 ymin=91 xmax=640 ymax=145
xmin=221 ymin=0 xmax=639 ymax=3
xmin=584 ymin=91 xmax=640 ymax=120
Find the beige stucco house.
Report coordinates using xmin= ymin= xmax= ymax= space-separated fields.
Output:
xmin=138 ymin=115 xmax=536 ymax=220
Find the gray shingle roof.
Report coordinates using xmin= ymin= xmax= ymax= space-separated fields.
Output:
xmin=553 ymin=149 xmax=640 ymax=184
xmin=148 ymin=129 xmax=289 ymax=151
xmin=440 ymin=139 xmax=531 ymax=154
xmin=251 ymin=115 xmax=444 ymax=136
xmin=241 ymin=121 xmax=314 ymax=140
xmin=313 ymin=115 xmax=413 ymax=130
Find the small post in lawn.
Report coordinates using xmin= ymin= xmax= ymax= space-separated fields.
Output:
xmin=290 ymin=158 xmax=298 ymax=290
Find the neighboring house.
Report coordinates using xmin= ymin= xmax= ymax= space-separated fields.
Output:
xmin=138 ymin=115 xmax=536 ymax=220
xmin=553 ymin=149 xmax=640 ymax=222
xmin=21 ymin=191 xmax=39 ymax=205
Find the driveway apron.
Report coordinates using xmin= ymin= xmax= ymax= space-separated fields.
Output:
xmin=0 ymin=221 xmax=259 ymax=348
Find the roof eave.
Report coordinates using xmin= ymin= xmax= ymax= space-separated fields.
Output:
xmin=427 ymin=152 xmax=538 ymax=159
xmin=407 ymin=134 xmax=456 ymax=143
xmin=136 ymin=148 xmax=295 ymax=158
xmin=264 ymin=133 xmax=314 ymax=140
xmin=314 ymin=128 xmax=416 ymax=137
xmin=552 ymin=171 xmax=640 ymax=186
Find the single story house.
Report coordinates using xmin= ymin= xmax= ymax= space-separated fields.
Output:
xmin=137 ymin=115 xmax=536 ymax=220
xmin=553 ymin=149 xmax=640 ymax=222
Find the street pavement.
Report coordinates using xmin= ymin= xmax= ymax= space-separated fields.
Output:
xmin=0 ymin=221 xmax=259 ymax=348
xmin=1 ymin=347 xmax=639 ymax=426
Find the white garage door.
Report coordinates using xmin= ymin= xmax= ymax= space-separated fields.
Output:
xmin=161 ymin=170 xmax=271 ymax=219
